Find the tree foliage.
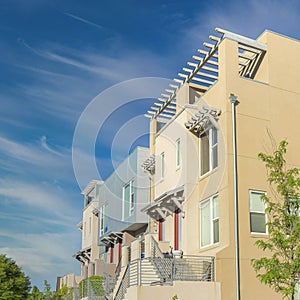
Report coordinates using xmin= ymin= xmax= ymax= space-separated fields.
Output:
xmin=252 ymin=140 xmax=300 ymax=300
xmin=28 ymin=286 xmax=43 ymax=300
xmin=0 ymin=254 xmax=31 ymax=300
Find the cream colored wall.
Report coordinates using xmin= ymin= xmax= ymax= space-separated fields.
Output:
xmin=81 ymin=200 xmax=99 ymax=261
xmin=151 ymin=32 xmax=300 ymax=300
xmin=124 ymin=281 xmax=221 ymax=300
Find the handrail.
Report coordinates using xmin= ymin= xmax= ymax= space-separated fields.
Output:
xmin=151 ymin=236 xmax=164 ymax=258
xmin=114 ymin=264 xmax=129 ymax=300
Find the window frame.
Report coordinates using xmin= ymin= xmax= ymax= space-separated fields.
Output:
xmin=249 ymin=190 xmax=268 ymax=234
xmin=122 ymin=180 xmax=135 ymax=220
xmin=176 ymin=138 xmax=181 ymax=168
xmin=161 ymin=152 xmax=165 ymax=179
xmin=99 ymin=205 xmax=105 ymax=237
xmin=199 ymin=127 xmax=218 ymax=177
xmin=200 ymin=194 xmax=219 ymax=248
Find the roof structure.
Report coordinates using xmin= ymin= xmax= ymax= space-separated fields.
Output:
xmin=145 ymin=28 xmax=267 ymax=121
xmin=142 ymin=186 xmax=184 ymax=221
xmin=81 ymin=180 xmax=103 ymax=196
xmin=99 ymin=231 xmax=123 ymax=246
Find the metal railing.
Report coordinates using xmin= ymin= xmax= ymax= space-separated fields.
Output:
xmin=151 ymin=236 xmax=164 ymax=258
xmin=114 ymin=264 xmax=129 ymax=300
xmin=104 ymin=256 xmax=122 ymax=295
xmin=126 ymin=256 xmax=214 ymax=287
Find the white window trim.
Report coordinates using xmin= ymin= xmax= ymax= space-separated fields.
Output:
xmin=99 ymin=205 xmax=105 ymax=237
xmin=130 ymin=181 xmax=135 ymax=212
xmin=200 ymin=194 xmax=219 ymax=248
xmin=249 ymin=189 xmax=268 ymax=235
xmin=161 ymin=152 xmax=165 ymax=179
xmin=176 ymin=139 xmax=181 ymax=168
xmin=199 ymin=127 xmax=218 ymax=177
xmin=122 ymin=180 xmax=135 ymax=220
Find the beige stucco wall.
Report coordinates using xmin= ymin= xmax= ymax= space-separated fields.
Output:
xmin=124 ymin=281 xmax=221 ymax=300
xmin=81 ymin=200 xmax=99 ymax=261
xmin=150 ymin=31 xmax=300 ymax=300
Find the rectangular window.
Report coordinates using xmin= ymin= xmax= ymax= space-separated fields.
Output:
xmin=249 ymin=190 xmax=267 ymax=234
xmin=161 ymin=152 xmax=165 ymax=179
xmin=123 ymin=181 xmax=134 ymax=220
xmin=200 ymin=128 xmax=218 ymax=176
xmin=99 ymin=205 xmax=107 ymax=237
xmin=176 ymin=139 xmax=181 ymax=167
xmin=200 ymin=195 xmax=219 ymax=247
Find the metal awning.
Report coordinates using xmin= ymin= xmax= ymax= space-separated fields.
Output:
xmin=141 ymin=154 xmax=155 ymax=175
xmin=185 ymin=105 xmax=221 ymax=134
xmin=77 ymin=221 xmax=83 ymax=230
xmin=142 ymin=186 xmax=184 ymax=221
xmin=99 ymin=231 xmax=123 ymax=246
xmin=145 ymin=27 xmax=266 ymax=121
xmin=73 ymin=247 xmax=91 ymax=263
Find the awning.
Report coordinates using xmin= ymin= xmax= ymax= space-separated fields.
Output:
xmin=141 ymin=186 xmax=184 ymax=221
xmin=145 ymin=27 xmax=266 ymax=120
xmin=73 ymin=247 xmax=91 ymax=263
xmin=141 ymin=154 xmax=155 ymax=175
xmin=185 ymin=105 xmax=221 ymax=134
xmin=99 ymin=231 xmax=123 ymax=246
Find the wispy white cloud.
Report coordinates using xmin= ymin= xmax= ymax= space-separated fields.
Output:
xmin=0 ymin=230 xmax=81 ymax=288
xmin=40 ymin=136 xmax=64 ymax=157
xmin=0 ymin=134 xmax=73 ymax=182
xmin=64 ymin=12 xmax=104 ymax=30
xmin=0 ymin=178 xmax=78 ymax=219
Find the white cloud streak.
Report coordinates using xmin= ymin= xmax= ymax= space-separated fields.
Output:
xmin=64 ymin=12 xmax=103 ymax=30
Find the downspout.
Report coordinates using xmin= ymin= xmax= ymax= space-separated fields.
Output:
xmin=229 ymin=93 xmax=240 ymax=300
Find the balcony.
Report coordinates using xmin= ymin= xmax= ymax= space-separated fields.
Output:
xmin=112 ymin=234 xmax=215 ymax=300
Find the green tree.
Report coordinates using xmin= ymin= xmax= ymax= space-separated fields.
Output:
xmin=252 ymin=140 xmax=300 ymax=300
xmin=42 ymin=280 xmax=54 ymax=300
xmin=54 ymin=284 xmax=68 ymax=299
xmin=28 ymin=286 xmax=43 ymax=300
xmin=0 ymin=254 xmax=31 ymax=300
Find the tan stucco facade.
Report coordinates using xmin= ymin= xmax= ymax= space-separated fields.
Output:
xmin=145 ymin=30 xmax=300 ymax=300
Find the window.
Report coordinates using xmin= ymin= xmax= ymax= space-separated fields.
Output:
xmin=176 ymin=139 xmax=181 ymax=167
xmin=86 ymin=195 xmax=93 ymax=206
xmin=249 ymin=190 xmax=267 ymax=234
xmin=200 ymin=195 xmax=219 ymax=247
xmin=161 ymin=152 xmax=165 ymax=179
xmin=123 ymin=181 xmax=134 ymax=220
xmin=200 ymin=128 xmax=218 ymax=176
xmin=99 ymin=205 xmax=107 ymax=237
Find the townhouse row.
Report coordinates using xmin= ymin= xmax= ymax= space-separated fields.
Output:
xmin=58 ymin=28 xmax=300 ymax=300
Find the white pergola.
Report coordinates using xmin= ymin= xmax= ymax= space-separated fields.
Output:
xmin=99 ymin=231 xmax=123 ymax=246
xmin=142 ymin=186 xmax=184 ymax=221
xmin=145 ymin=28 xmax=267 ymax=121
xmin=185 ymin=105 xmax=221 ymax=134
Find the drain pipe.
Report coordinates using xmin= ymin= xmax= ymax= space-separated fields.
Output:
xmin=229 ymin=93 xmax=240 ymax=300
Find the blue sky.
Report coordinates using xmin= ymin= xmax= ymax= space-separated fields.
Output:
xmin=0 ymin=0 xmax=300 ymax=291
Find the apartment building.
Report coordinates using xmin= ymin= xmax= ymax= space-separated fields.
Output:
xmin=73 ymin=180 xmax=103 ymax=279
xmin=111 ymin=28 xmax=300 ymax=300
xmin=67 ymin=147 xmax=150 ymax=299
xmin=97 ymin=146 xmax=150 ymax=267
